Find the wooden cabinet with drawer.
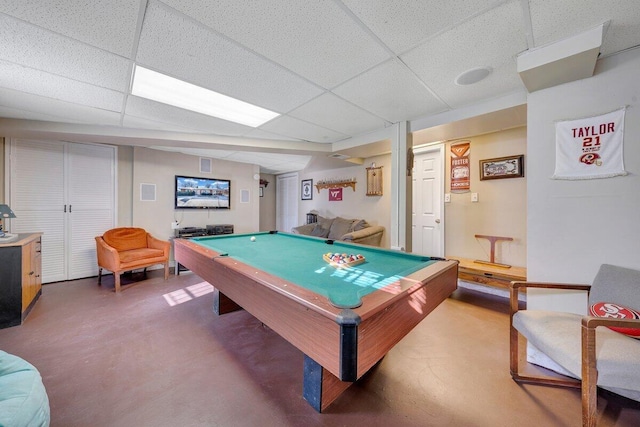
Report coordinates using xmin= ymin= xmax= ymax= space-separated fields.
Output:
xmin=448 ymin=256 xmax=526 ymax=289
xmin=0 ymin=233 xmax=43 ymax=329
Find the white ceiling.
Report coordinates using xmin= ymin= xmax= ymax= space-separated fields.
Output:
xmin=1 ymin=0 xmax=639 ymax=173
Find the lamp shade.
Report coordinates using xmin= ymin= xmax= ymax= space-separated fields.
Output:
xmin=0 ymin=204 xmax=16 ymax=218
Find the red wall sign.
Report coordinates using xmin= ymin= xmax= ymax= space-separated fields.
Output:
xmin=450 ymin=141 xmax=470 ymax=192
xmin=329 ymin=188 xmax=343 ymax=201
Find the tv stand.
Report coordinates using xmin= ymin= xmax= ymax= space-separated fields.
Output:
xmin=174 ymin=224 xmax=234 ymax=274
xmin=175 ymin=227 xmax=207 ymax=239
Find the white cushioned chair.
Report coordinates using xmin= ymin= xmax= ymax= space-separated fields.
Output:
xmin=510 ymin=264 xmax=640 ymax=426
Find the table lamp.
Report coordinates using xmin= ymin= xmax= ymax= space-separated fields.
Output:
xmin=0 ymin=204 xmax=17 ymax=238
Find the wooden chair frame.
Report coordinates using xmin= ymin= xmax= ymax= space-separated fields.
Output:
xmin=510 ymin=280 xmax=640 ymax=427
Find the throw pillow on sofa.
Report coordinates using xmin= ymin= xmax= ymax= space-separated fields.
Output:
xmin=311 ymin=216 xmax=334 ymax=238
xmin=349 ymin=219 xmax=370 ymax=232
xmin=328 ymin=217 xmax=357 ymax=240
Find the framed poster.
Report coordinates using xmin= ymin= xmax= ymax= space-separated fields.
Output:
xmin=480 ymin=155 xmax=524 ymax=180
xmin=450 ymin=141 xmax=470 ymax=192
xmin=301 ymin=179 xmax=313 ymax=200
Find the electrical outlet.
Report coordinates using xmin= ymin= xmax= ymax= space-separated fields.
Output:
xmin=444 ymin=193 xmax=451 ymax=203
xmin=471 ymin=193 xmax=479 ymax=202
xmin=171 ymin=221 xmax=179 ymax=230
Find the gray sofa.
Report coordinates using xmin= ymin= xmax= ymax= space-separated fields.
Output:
xmin=291 ymin=216 xmax=384 ymax=247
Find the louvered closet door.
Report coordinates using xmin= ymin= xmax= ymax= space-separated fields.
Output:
xmin=67 ymin=142 xmax=115 ymax=279
xmin=9 ymin=140 xmax=67 ymax=283
xmin=8 ymin=139 xmax=115 ymax=283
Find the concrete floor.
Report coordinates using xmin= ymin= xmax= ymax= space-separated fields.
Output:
xmin=1 ymin=270 xmax=639 ymax=427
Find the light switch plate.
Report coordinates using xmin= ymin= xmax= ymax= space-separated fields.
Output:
xmin=444 ymin=193 xmax=451 ymax=203
xmin=471 ymin=193 xmax=479 ymax=202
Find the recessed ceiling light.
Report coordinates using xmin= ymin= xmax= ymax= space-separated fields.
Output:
xmin=454 ymin=67 xmax=493 ymax=85
xmin=131 ymin=65 xmax=280 ymax=127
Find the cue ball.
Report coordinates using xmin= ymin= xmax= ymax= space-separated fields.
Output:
xmin=250 ymin=236 xmax=256 ymax=242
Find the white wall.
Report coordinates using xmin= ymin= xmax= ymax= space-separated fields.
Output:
xmin=527 ymin=47 xmax=640 ymax=312
xmin=440 ymin=128 xmax=527 ymax=267
xmin=131 ymin=147 xmax=260 ymax=242
xmin=297 ymin=153 xmax=391 ymax=248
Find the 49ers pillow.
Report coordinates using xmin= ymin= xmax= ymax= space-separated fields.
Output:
xmin=589 ymin=302 xmax=640 ymax=338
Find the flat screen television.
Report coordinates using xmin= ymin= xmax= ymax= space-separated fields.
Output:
xmin=175 ymin=175 xmax=230 ymax=209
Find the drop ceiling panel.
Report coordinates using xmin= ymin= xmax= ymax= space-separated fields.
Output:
xmin=160 ymin=0 xmax=391 ymax=89
xmin=334 ymin=60 xmax=447 ymax=123
xmin=288 ymin=93 xmax=388 ymax=136
xmin=148 ymin=146 xmax=311 ymax=173
xmin=0 ymin=60 xmax=124 ymax=112
xmin=125 ymin=96 xmax=253 ymax=136
xmin=342 ymin=0 xmax=499 ymax=54
xmin=529 ymin=0 xmax=640 ymax=56
xmin=266 ymin=163 xmax=310 ymax=174
xmin=0 ymin=106 xmax=65 ymax=123
xmin=244 ymin=128 xmax=301 ymax=142
xmin=122 ymin=115 xmax=205 ymax=133
xmin=401 ymin=1 xmax=527 ymax=108
xmin=225 ymin=151 xmax=310 ymax=168
xmin=0 ymin=0 xmax=141 ymax=57
xmin=0 ymin=15 xmax=131 ymax=92
xmin=260 ymin=115 xmax=348 ymax=143
xmin=0 ymin=87 xmax=122 ymax=125
xmin=136 ymin=2 xmax=323 ymax=113
xmin=149 ymin=146 xmax=237 ymax=159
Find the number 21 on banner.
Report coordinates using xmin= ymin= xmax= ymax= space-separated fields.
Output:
xmin=583 ymin=136 xmax=601 ymax=148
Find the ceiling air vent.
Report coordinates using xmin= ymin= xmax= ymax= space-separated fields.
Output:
xmin=328 ymin=153 xmax=350 ymax=160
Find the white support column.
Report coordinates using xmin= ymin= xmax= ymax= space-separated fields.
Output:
xmin=390 ymin=121 xmax=411 ymax=251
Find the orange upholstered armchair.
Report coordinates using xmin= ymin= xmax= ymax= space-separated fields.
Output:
xmin=95 ymin=227 xmax=170 ymax=293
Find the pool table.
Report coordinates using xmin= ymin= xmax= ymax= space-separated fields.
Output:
xmin=174 ymin=231 xmax=458 ymax=412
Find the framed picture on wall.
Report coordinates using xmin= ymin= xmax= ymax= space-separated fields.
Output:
xmin=301 ymin=179 xmax=313 ymax=200
xmin=479 ymin=155 xmax=524 ymax=180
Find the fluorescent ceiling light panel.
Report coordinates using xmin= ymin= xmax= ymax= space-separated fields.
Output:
xmin=131 ymin=65 xmax=279 ymax=127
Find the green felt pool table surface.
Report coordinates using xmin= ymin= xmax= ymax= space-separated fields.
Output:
xmin=190 ymin=231 xmax=438 ymax=308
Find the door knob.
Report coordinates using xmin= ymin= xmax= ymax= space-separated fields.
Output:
xmin=435 ymin=219 xmax=441 ymax=224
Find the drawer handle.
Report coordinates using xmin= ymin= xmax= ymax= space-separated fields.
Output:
xmin=29 ymin=271 xmax=35 ymax=276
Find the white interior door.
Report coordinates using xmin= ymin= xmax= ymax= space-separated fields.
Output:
xmin=276 ymin=173 xmax=298 ymax=232
xmin=412 ymin=145 xmax=445 ymax=257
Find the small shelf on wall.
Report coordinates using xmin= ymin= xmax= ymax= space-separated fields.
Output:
xmin=315 ymin=181 xmax=356 ymax=193
xmin=366 ymin=166 xmax=383 ymax=196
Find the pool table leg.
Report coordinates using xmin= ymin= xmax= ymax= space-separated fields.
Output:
xmin=213 ymin=288 xmax=242 ymax=315
xmin=303 ymin=355 xmax=353 ymax=412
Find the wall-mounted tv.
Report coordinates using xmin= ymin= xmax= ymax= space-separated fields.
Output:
xmin=175 ymin=175 xmax=230 ymax=209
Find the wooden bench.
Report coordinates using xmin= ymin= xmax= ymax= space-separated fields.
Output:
xmin=447 ymin=256 xmax=526 ymax=288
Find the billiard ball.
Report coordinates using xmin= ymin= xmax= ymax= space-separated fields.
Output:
xmin=250 ymin=236 xmax=256 ymax=242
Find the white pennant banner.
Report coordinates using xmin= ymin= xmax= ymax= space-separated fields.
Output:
xmin=552 ymin=108 xmax=627 ymax=180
